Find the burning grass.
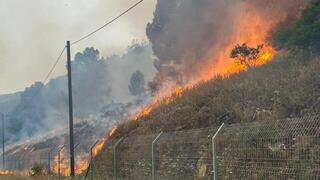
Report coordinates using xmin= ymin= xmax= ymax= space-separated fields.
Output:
xmin=90 ymin=54 xmax=320 ymax=179
xmin=51 ymin=148 xmax=89 ymax=177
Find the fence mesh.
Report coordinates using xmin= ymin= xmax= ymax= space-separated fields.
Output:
xmin=89 ymin=115 xmax=319 ymax=179
xmin=7 ymin=115 xmax=318 ymax=179
xmin=216 ymin=116 xmax=320 ymax=179
xmin=155 ymin=127 xmax=218 ymax=179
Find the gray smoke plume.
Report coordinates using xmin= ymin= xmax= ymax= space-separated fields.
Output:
xmin=1 ymin=42 xmax=155 ymax=145
xmin=146 ymin=0 xmax=309 ymax=92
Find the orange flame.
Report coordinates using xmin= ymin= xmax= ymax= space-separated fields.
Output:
xmin=132 ymin=106 xmax=153 ymax=121
xmin=62 ymin=0 xmax=287 ymax=165
xmin=129 ymin=2 xmax=280 ymax=123
xmin=52 ymin=148 xmax=89 ymax=176
xmin=0 ymin=170 xmax=15 ymax=175
xmin=75 ymin=159 xmax=89 ymax=175
xmin=198 ymin=2 xmax=278 ymax=81
xmin=174 ymin=87 xmax=183 ymax=97
xmin=109 ymin=127 xmax=117 ymax=137
xmin=92 ymin=139 xmax=105 ymax=157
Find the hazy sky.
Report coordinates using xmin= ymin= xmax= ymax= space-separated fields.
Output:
xmin=0 ymin=0 xmax=156 ymax=95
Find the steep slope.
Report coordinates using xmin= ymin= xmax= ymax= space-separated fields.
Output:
xmin=89 ymin=54 xmax=320 ymax=179
xmin=90 ymin=0 xmax=320 ymax=178
xmin=113 ymin=54 xmax=320 ymax=138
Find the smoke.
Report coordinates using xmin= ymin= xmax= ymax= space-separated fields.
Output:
xmin=0 ymin=0 xmax=156 ymax=94
xmin=106 ymin=42 xmax=156 ymax=102
xmin=147 ymin=0 xmax=309 ymax=91
xmin=3 ymin=42 xmax=155 ymax=144
xmin=1 ymin=0 xmax=311 ymax=161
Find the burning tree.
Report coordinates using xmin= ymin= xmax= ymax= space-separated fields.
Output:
xmin=230 ymin=43 xmax=264 ymax=69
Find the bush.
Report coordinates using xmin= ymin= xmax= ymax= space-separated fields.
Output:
xmin=29 ymin=163 xmax=47 ymax=176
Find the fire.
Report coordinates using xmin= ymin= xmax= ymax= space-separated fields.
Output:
xmin=75 ymin=159 xmax=89 ymax=175
xmin=225 ymin=45 xmax=274 ymax=74
xmin=109 ymin=127 xmax=117 ymax=137
xmin=129 ymin=2 xmax=280 ymax=123
xmin=92 ymin=139 xmax=105 ymax=157
xmin=195 ymin=2 xmax=279 ymax=82
xmin=261 ymin=51 xmax=272 ymax=61
xmin=174 ymin=87 xmax=183 ymax=96
xmin=52 ymin=148 xmax=89 ymax=176
xmin=52 ymin=148 xmax=68 ymax=176
xmin=132 ymin=106 xmax=153 ymax=121
xmin=0 ymin=170 xmax=14 ymax=175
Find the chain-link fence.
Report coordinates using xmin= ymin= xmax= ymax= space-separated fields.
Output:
xmin=3 ymin=142 xmax=91 ymax=177
xmin=216 ymin=116 xmax=320 ymax=179
xmin=88 ymin=115 xmax=320 ymax=179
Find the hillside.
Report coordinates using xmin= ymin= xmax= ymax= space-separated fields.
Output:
xmin=89 ymin=0 xmax=320 ymax=179
xmin=2 ymin=0 xmax=319 ymax=179
xmin=113 ymin=55 xmax=320 ymax=137
xmin=110 ymin=0 xmax=320 ymax=139
xmin=89 ymin=54 xmax=320 ymax=179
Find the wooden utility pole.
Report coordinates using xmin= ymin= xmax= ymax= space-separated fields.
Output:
xmin=66 ymin=41 xmax=75 ymax=177
xmin=1 ymin=114 xmax=4 ymax=169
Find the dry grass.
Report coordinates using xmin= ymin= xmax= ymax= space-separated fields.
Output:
xmin=113 ymin=55 xmax=320 ymax=138
xmin=90 ymin=55 xmax=320 ymax=178
xmin=0 ymin=174 xmax=84 ymax=180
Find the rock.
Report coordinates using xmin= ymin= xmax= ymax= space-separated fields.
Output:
xmin=200 ymin=106 xmax=210 ymax=113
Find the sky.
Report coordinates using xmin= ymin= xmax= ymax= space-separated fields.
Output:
xmin=0 ymin=0 xmax=156 ymax=95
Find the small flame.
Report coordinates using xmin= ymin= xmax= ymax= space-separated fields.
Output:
xmin=92 ymin=139 xmax=105 ymax=157
xmin=174 ymin=87 xmax=183 ymax=96
xmin=132 ymin=106 xmax=153 ymax=121
xmin=109 ymin=127 xmax=117 ymax=137
xmin=261 ymin=51 xmax=272 ymax=61
xmin=75 ymin=159 xmax=89 ymax=175
xmin=0 ymin=170 xmax=14 ymax=175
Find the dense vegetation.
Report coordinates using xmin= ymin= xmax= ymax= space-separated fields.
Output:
xmin=274 ymin=0 xmax=320 ymax=55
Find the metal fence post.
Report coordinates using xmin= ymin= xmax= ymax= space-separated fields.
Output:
xmin=113 ymin=137 xmax=123 ymax=180
xmin=87 ymin=140 xmax=99 ymax=180
xmin=57 ymin=145 xmax=65 ymax=178
xmin=212 ymin=123 xmax=224 ymax=180
xmin=152 ymin=132 xmax=163 ymax=180
xmin=48 ymin=147 xmax=56 ymax=174
xmin=14 ymin=156 xmax=17 ymax=170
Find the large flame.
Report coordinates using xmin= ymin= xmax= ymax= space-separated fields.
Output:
xmin=51 ymin=148 xmax=89 ymax=176
xmin=126 ymin=2 xmax=279 ymax=124
xmin=199 ymin=2 xmax=277 ymax=81
xmin=56 ymin=0 xmax=295 ymax=166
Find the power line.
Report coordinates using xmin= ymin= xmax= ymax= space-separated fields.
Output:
xmin=26 ymin=46 xmax=66 ymax=103
xmin=71 ymin=0 xmax=144 ymax=46
xmin=43 ymin=46 xmax=66 ymax=84
xmin=22 ymin=0 xmax=144 ymax=99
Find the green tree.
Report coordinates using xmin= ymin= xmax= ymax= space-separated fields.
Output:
xmin=274 ymin=0 xmax=320 ymax=55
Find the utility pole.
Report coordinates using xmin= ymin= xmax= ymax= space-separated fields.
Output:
xmin=66 ymin=41 xmax=75 ymax=177
xmin=2 ymin=114 xmax=5 ymax=169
